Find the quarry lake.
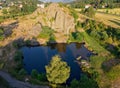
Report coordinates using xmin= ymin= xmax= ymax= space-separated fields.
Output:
xmin=21 ymin=43 xmax=92 ymax=83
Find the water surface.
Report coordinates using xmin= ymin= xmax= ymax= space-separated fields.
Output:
xmin=21 ymin=43 xmax=92 ymax=83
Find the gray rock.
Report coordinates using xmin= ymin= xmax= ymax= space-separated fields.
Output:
xmin=34 ymin=3 xmax=75 ymax=35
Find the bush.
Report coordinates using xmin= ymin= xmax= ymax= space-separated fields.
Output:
xmin=68 ymin=32 xmax=84 ymax=43
xmin=2 ymin=9 xmax=8 ymax=15
xmin=84 ymin=7 xmax=96 ymax=18
xmin=13 ymin=51 xmax=24 ymax=72
xmin=0 ymin=28 xmax=4 ymax=41
xmin=48 ymin=34 xmax=56 ymax=42
xmin=0 ymin=62 xmax=4 ymax=69
xmin=31 ymin=69 xmax=39 ymax=78
xmin=70 ymin=79 xmax=79 ymax=88
xmin=14 ymin=51 xmax=23 ymax=62
xmin=37 ymin=73 xmax=47 ymax=81
xmin=18 ymin=68 xmax=27 ymax=76
xmin=38 ymin=26 xmax=54 ymax=39
xmin=70 ymin=74 xmax=98 ymax=88
xmin=25 ymin=40 xmax=31 ymax=46
xmin=79 ymin=74 xmax=98 ymax=88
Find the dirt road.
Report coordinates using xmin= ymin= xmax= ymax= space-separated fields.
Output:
xmin=0 ymin=70 xmax=49 ymax=88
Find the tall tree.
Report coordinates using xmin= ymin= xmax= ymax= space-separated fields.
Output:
xmin=45 ymin=55 xmax=70 ymax=85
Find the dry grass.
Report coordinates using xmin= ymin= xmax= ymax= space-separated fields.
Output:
xmin=0 ymin=10 xmax=3 ymax=16
xmin=95 ymin=12 xmax=120 ymax=28
xmin=97 ymin=8 xmax=120 ymax=15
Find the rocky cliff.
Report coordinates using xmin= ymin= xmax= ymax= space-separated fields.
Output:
xmin=33 ymin=3 xmax=75 ymax=35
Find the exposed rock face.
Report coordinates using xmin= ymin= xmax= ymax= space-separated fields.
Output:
xmin=34 ymin=3 xmax=75 ymax=34
xmin=28 ymin=23 xmax=42 ymax=37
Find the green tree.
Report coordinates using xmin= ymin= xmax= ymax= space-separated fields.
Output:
xmin=70 ymin=79 xmax=79 ymax=88
xmin=84 ymin=7 xmax=96 ymax=18
xmin=37 ymin=73 xmax=47 ymax=81
xmin=31 ymin=69 xmax=38 ymax=78
xmin=21 ymin=0 xmax=37 ymax=13
xmin=70 ymin=74 xmax=98 ymax=88
xmin=45 ymin=55 xmax=70 ymax=85
xmin=18 ymin=68 xmax=27 ymax=76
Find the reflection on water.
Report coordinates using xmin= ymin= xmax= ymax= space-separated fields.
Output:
xmin=21 ymin=43 xmax=92 ymax=83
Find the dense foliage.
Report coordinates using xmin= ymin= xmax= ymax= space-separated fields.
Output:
xmin=31 ymin=69 xmax=47 ymax=82
xmin=68 ymin=32 xmax=84 ymax=43
xmin=70 ymin=0 xmax=120 ymax=8
xmin=38 ymin=26 xmax=55 ymax=42
xmin=1 ymin=0 xmax=38 ymax=20
xmin=0 ymin=28 xmax=4 ymax=41
xmin=70 ymin=74 xmax=98 ymax=88
xmin=45 ymin=55 xmax=70 ymax=85
xmin=83 ymin=7 xmax=96 ymax=18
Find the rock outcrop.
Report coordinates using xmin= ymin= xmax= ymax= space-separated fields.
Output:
xmin=34 ymin=3 xmax=75 ymax=35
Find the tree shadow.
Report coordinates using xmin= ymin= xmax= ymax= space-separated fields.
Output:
xmin=109 ymin=20 xmax=120 ymax=26
xmin=104 ymin=43 xmax=120 ymax=57
xmin=0 ymin=21 xmax=19 ymax=37
xmin=0 ymin=37 xmax=40 ymax=60
xmin=114 ymin=19 xmax=120 ymax=22
xmin=102 ymin=58 xmax=120 ymax=72
xmin=102 ymin=42 xmax=120 ymax=72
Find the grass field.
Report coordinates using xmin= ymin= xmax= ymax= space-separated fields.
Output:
xmin=97 ymin=8 xmax=120 ymax=15
xmin=75 ymin=8 xmax=120 ymax=28
xmin=95 ymin=12 xmax=120 ymax=28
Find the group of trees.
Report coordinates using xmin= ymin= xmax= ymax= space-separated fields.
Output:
xmin=70 ymin=74 xmax=98 ymax=88
xmin=1 ymin=0 xmax=38 ymax=19
xmin=31 ymin=69 xmax=47 ymax=82
xmin=70 ymin=0 xmax=120 ymax=8
xmin=68 ymin=32 xmax=84 ymax=43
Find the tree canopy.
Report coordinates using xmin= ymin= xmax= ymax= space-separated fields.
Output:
xmin=45 ymin=55 xmax=70 ymax=84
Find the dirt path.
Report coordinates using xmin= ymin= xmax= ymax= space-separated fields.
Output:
xmin=0 ymin=70 xmax=49 ymax=88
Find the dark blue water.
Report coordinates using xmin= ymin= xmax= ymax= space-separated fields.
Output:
xmin=21 ymin=43 xmax=91 ymax=83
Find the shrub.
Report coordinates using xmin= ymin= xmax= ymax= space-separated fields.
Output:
xmin=70 ymin=74 xmax=98 ymax=88
xmin=25 ymin=40 xmax=31 ymax=46
xmin=70 ymin=79 xmax=79 ymax=88
xmin=68 ymin=32 xmax=84 ymax=43
xmin=37 ymin=73 xmax=47 ymax=81
xmin=31 ymin=69 xmax=39 ymax=78
xmin=84 ymin=7 xmax=96 ymax=18
xmin=48 ymin=34 xmax=56 ymax=42
xmin=14 ymin=51 xmax=23 ymax=62
xmin=38 ymin=26 xmax=54 ymax=39
xmin=2 ymin=9 xmax=8 ymax=15
xmin=18 ymin=68 xmax=27 ymax=76
xmin=0 ymin=28 xmax=4 ymax=41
